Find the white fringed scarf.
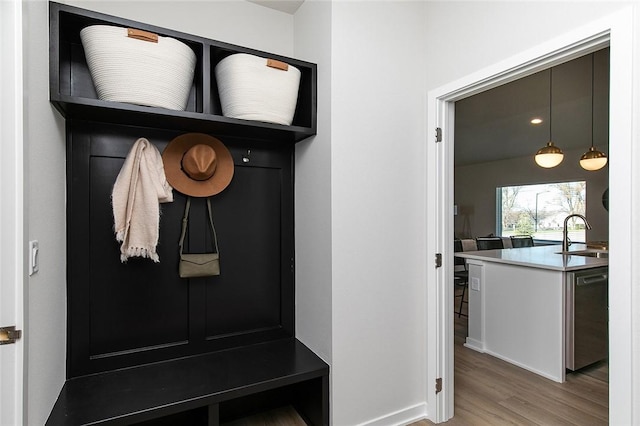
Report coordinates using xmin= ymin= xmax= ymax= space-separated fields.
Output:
xmin=112 ymin=138 xmax=173 ymax=262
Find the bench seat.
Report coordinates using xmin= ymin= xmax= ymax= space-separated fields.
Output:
xmin=46 ymin=338 xmax=329 ymax=425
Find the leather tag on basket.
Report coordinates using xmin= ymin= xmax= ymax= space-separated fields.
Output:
xmin=127 ymin=28 xmax=158 ymax=43
xmin=266 ymin=58 xmax=289 ymax=71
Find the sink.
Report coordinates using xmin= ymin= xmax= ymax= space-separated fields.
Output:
xmin=556 ymin=250 xmax=608 ymax=258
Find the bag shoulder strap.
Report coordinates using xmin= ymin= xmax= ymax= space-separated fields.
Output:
xmin=178 ymin=197 xmax=191 ymax=255
xmin=179 ymin=197 xmax=219 ymax=255
xmin=206 ymin=198 xmax=220 ymax=254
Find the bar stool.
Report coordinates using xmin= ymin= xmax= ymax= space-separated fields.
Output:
xmin=476 ymin=237 xmax=504 ymax=250
xmin=510 ymin=235 xmax=534 ymax=248
xmin=454 ymin=239 xmax=468 ymax=317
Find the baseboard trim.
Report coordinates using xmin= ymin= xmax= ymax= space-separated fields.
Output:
xmin=356 ymin=402 xmax=428 ymax=426
xmin=483 ymin=348 xmax=564 ymax=383
xmin=463 ymin=337 xmax=484 ymax=352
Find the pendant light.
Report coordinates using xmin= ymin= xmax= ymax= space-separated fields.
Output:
xmin=535 ymin=68 xmax=564 ymax=168
xmin=580 ymin=54 xmax=608 ymax=171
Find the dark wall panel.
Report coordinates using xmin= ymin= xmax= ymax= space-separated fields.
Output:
xmin=204 ymin=166 xmax=282 ymax=338
xmin=88 ymin=156 xmax=189 ymax=359
xmin=67 ymin=121 xmax=294 ymax=377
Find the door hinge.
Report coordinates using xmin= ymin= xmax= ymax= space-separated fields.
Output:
xmin=435 ymin=127 xmax=442 ymax=143
xmin=435 ymin=253 xmax=442 ymax=268
xmin=0 ymin=326 xmax=22 ymax=345
xmin=435 ymin=377 xmax=443 ymax=394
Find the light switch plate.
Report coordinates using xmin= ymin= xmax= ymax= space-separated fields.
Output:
xmin=29 ymin=240 xmax=39 ymax=276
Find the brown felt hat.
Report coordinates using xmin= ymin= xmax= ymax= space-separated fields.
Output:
xmin=162 ymin=133 xmax=234 ymax=197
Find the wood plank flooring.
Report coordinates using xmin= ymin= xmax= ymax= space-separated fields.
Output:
xmin=412 ymin=291 xmax=608 ymax=425
xmin=222 ymin=290 xmax=608 ymax=426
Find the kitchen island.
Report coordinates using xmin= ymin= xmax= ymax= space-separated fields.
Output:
xmin=455 ymin=244 xmax=608 ymax=383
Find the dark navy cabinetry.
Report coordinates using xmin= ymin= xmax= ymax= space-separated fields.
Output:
xmin=49 ymin=2 xmax=317 ymax=142
xmin=47 ymin=3 xmax=327 ymax=425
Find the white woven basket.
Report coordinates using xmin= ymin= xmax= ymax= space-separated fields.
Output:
xmin=80 ymin=25 xmax=196 ymax=111
xmin=215 ymin=53 xmax=301 ymax=125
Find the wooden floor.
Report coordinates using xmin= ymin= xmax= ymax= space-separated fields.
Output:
xmin=225 ymin=292 xmax=608 ymax=426
xmin=412 ymin=292 xmax=609 ymax=425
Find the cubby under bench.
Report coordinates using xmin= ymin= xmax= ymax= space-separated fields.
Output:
xmin=47 ymin=338 xmax=329 ymax=425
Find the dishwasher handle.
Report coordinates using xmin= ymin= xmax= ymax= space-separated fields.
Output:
xmin=576 ymin=274 xmax=608 ymax=286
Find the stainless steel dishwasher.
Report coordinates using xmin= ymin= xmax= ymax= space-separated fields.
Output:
xmin=566 ymin=267 xmax=608 ymax=371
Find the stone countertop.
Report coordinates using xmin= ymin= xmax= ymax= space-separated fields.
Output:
xmin=455 ymin=243 xmax=608 ymax=272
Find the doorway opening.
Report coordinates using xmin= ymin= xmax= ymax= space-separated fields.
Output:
xmin=452 ymin=49 xmax=609 ymax=422
xmin=426 ymin=10 xmax=635 ymax=424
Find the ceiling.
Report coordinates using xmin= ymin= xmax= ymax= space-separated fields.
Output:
xmin=248 ymin=0 xmax=305 ymax=14
xmin=454 ymin=48 xmax=610 ymax=166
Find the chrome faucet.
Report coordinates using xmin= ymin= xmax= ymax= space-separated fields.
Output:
xmin=562 ymin=214 xmax=592 ymax=252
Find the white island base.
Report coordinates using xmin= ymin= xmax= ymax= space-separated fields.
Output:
xmin=457 ymin=244 xmax=608 ymax=383
xmin=464 ymin=259 xmax=566 ymax=382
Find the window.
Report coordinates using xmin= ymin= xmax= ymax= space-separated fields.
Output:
xmin=497 ymin=181 xmax=587 ymax=242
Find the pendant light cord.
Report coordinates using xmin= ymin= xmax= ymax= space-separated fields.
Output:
xmin=549 ymin=68 xmax=553 ymax=143
xmin=591 ymin=53 xmax=595 ymax=149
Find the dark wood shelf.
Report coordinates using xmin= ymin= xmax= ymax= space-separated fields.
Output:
xmin=49 ymin=2 xmax=317 ymax=143
xmin=50 ymin=95 xmax=315 ymax=144
xmin=47 ymin=338 xmax=329 ymax=425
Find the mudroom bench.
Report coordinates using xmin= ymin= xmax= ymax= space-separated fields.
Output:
xmin=48 ymin=2 xmax=326 ymax=425
xmin=47 ymin=338 xmax=328 ymax=425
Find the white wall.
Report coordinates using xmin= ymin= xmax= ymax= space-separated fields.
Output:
xmin=23 ymin=2 xmax=68 ymax=424
xmin=296 ymin=2 xmax=432 ymax=423
xmin=424 ymin=1 xmax=631 ymax=90
xmin=23 ymin=2 xmax=294 ymax=424
xmin=455 ymin=147 xmax=609 ymax=241
xmin=293 ymin=0 xmax=333 ymax=365
xmin=331 ymin=2 xmax=428 ymax=424
xmin=60 ymin=0 xmax=295 ymax=57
